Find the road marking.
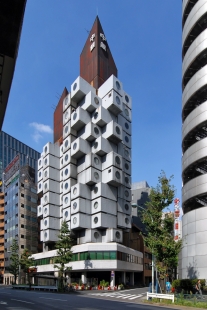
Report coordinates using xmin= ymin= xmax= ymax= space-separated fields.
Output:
xmin=39 ymin=297 xmax=67 ymax=301
xmin=0 ymin=301 xmax=7 ymax=304
xmin=128 ymin=295 xmax=142 ymax=300
xmin=11 ymin=299 xmax=34 ymax=304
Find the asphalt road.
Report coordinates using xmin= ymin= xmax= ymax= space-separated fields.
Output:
xmin=0 ymin=286 xmax=172 ymax=310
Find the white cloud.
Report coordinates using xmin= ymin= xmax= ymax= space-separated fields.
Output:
xmin=29 ymin=122 xmax=53 ymax=143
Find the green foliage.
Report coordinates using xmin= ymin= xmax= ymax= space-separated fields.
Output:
xmin=54 ymin=221 xmax=74 ymax=291
xmin=172 ymin=279 xmax=206 ymax=292
xmin=19 ymin=248 xmax=34 ymax=285
xmin=100 ymin=279 xmax=109 ymax=287
xmin=9 ymin=239 xmax=20 ymax=284
xmin=140 ymin=171 xmax=182 ymax=278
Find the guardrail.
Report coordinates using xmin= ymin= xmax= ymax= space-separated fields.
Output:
xmin=12 ymin=285 xmax=58 ymax=292
xmin=147 ymin=292 xmax=174 ymax=303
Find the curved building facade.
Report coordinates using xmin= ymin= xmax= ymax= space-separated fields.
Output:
xmin=180 ymin=0 xmax=207 ymax=279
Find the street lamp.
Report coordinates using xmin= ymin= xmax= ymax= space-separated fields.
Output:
xmin=131 ymin=203 xmax=155 ymax=293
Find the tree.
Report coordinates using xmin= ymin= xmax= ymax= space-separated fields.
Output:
xmin=140 ymin=171 xmax=182 ymax=281
xmin=54 ymin=221 xmax=74 ymax=291
xmin=9 ymin=239 xmax=19 ymax=284
xmin=20 ymin=248 xmax=34 ymax=286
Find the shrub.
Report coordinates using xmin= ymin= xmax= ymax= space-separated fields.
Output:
xmin=171 ymin=279 xmax=206 ymax=293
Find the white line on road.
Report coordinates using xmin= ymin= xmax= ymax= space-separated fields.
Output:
xmin=39 ymin=297 xmax=67 ymax=301
xmin=128 ymin=295 xmax=142 ymax=300
xmin=11 ymin=299 xmax=34 ymax=304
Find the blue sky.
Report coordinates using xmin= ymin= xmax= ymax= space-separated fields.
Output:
xmin=3 ymin=0 xmax=182 ymax=202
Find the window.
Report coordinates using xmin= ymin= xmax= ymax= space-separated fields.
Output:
xmin=21 ymin=245 xmax=24 ymax=249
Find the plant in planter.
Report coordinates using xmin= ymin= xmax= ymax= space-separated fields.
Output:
xmin=118 ymin=283 xmax=124 ymax=290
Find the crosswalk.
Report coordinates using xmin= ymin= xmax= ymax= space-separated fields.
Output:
xmin=89 ymin=292 xmax=145 ymax=301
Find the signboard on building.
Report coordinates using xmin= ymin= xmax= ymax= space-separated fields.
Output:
xmin=4 ymin=155 xmax=20 ymax=183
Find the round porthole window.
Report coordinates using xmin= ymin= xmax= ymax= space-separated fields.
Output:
xmin=125 ymin=204 xmax=129 ymax=211
xmin=94 ymin=142 xmax=98 ymax=149
xmin=94 ymin=157 xmax=99 ymax=165
xmin=65 ymin=168 xmax=68 ymax=176
xmin=115 ymin=156 xmax=121 ymax=165
xmin=61 ymin=171 xmax=63 ymax=177
xmin=38 ymin=183 xmax=41 ymax=189
xmin=73 ymin=187 xmax=77 ymax=195
xmin=61 ymin=147 xmax=63 ymax=153
xmin=65 ymin=111 xmax=68 ymax=120
xmin=44 ymin=146 xmax=47 ymax=153
xmin=38 ymin=171 xmax=41 ymax=178
xmin=125 ymin=108 xmax=129 ymax=116
xmin=73 ymin=83 xmax=77 ymax=91
xmin=125 ymin=136 xmax=129 ymax=143
xmin=73 ymin=217 xmax=77 ymax=224
xmin=73 ymin=202 xmax=77 ymax=209
xmin=73 ymin=112 xmax=77 ymax=120
xmin=65 ymin=183 xmax=68 ymax=190
xmin=65 ymin=125 xmax=68 ymax=134
xmin=115 ymin=171 xmax=120 ymax=179
xmin=94 ymin=232 xmax=99 ymax=239
xmin=125 ymin=190 xmax=129 ymax=197
xmin=73 ymin=142 xmax=77 ymax=150
xmin=44 ymin=220 xmax=47 ymax=226
xmin=44 ymin=207 xmax=47 ymax=214
xmin=94 ymin=97 xmax=99 ymax=105
xmin=39 ymin=206 xmax=41 ymax=213
xmin=116 ymin=81 xmax=121 ymax=90
xmin=65 ymin=211 xmax=68 ymax=217
xmin=115 ymin=231 xmax=121 ymax=239
xmin=116 ymin=96 xmax=120 ymax=105
xmin=94 ymin=186 xmax=98 ymax=194
xmin=44 ymin=170 xmax=48 ymax=177
xmin=65 ymin=154 xmax=68 ymax=162
xmin=94 ymin=112 xmax=98 ymax=119
xmin=125 ymin=95 xmax=129 ymax=103
xmin=115 ymin=126 xmax=120 ymax=134
xmin=39 ymin=160 xmax=41 ymax=166
xmin=44 ymin=232 xmax=47 ymax=238
xmin=64 ymin=97 xmax=68 ymax=106
xmin=64 ymin=197 xmax=68 ymax=204
xmin=61 ymin=195 xmax=63 ymax=202
xmin=94 ymin=217 xmax=98 ymax=224
xmin=44 ymin=158 xmax=47 ymax=165
xmin=61 ymin=159 xmax=63 ymax=165
xmin=125 ymin=177 xmax=129 ymax=184
xmin=65 ymin=140 xmax=68 ymax=148
xmin=44 ymin=195 xmax=47 ymax=202
xmin=94 ymin=201 xmax=98 ymax=209
xmin=125 ymin=122 xmax=129 ymax=130
xmin=61 ymin=183 xmax=63 ymax=189
xmin=125 ymin=162 xmax=129 ymax=170
xmin=94 ymin=172 xmax=99 ymax=180
xmin=44 ymin=183 xmax=47 ymax=190
xmin=125 ymin=218 xmax=129 ymax=224
xmin=94 ymin=127 xmax=99 ymax=135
